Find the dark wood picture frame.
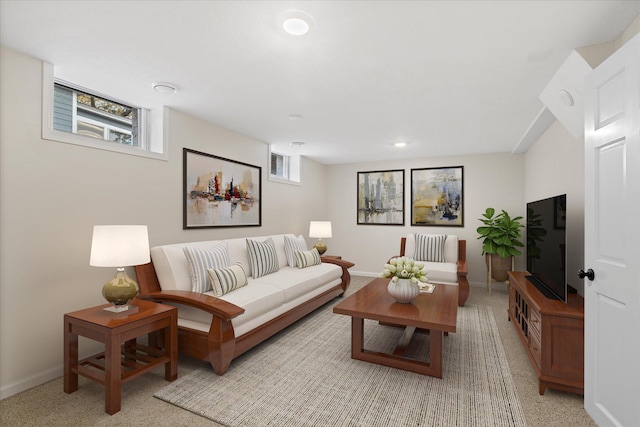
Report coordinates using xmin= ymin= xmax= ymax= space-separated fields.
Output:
xmin=357 ymin=169 xmax=404 ymax=225
xmin=411 ymin=166 xmax=464 ymax=227
xmin=183 ymin=148 xmax=261 ymax=229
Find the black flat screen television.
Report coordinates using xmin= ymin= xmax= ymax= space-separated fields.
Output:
xmin=526 ymin=194 xmax=567 ymax=302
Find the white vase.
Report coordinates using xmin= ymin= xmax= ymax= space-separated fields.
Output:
xmin=387 ymin=278 xmax=420 ymax=303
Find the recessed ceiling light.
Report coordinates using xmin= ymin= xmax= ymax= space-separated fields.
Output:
xmin=394 ymin=142 xmax=408 ymax=147
xmin=153 ymin=82 xmax=178 ymax=94
xmin=283 ymin=18 xmax=309 ymax=35
xmin=288 ymin=114 xmax=303 ymax=120
xmin=279 ymin=11 xmax=314 ymax=36
xmin=290 ymin=141 xmax=305 ymax=148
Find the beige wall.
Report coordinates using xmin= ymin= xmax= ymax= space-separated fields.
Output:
xmin=0 ymin=46 xmax=328 ymax=398
xmin=325 ymin=153 xmax=526 ymax=284
xmin=524 ymin=120 xmax=585 ymax=294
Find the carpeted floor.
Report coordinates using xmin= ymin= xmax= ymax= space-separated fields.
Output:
xmin=0 ymin=276 xmax=596 ymax=427
xmin=154 ymin=299 xmax=526 ymax=426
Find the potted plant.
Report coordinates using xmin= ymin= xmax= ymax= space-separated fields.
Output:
xmin=477 ymin=208 xmax=524 ymax=281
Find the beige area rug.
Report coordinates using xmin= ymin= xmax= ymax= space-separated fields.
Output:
xmin=155 ymin=298 xmax=527 ymax=427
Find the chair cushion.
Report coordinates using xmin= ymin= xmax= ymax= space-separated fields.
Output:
xmin=424 ymin=261 xmax=458 ymax=284
xmin=207 ymin=262 xmax=248 ymax=296
xmin=414 ymin=234 xmax=446 ymax=262
xmin=246 ymin=237 xmax=280 ymax=278
xmin=284 ymin=235 xmax=308 ymax=267
xmin=183 ymin=243 xmax=230 ymax=293
xmin=294 ymin=248 xmax=321 ymax=268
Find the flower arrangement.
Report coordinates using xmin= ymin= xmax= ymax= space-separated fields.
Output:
xmin=381 ymin=257 xmax=428 ymax=284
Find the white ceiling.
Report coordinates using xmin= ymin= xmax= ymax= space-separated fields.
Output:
xmin=1 ymin=1 xmax=638 ymax=165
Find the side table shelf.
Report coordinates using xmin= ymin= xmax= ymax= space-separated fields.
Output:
xmin=64 ymin=299 xmax=177 ymax=414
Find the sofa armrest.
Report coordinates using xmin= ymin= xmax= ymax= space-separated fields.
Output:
xmin=320 ymin=256 xmax=354 ymax=293
xmin=457 ymin=259 xmax=468 ymax=277
xmin=136 ymin=290 xmax=245 ymax=321
xmin=320 ymin=257 xmax=354 ymax=269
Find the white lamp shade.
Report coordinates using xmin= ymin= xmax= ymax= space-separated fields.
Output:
xmin=90 ymin=225 xmax=150 ymax=267
xmin=309 ymin=221 xmax=332 ymax=239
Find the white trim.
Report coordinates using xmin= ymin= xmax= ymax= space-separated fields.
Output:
xmin=268 ymin=175 xmax=302 ymax=186
xmin=41 ymin=62 xmax=168 ymax=161
xmin=0 ymin=365 xmax=62 ymax=400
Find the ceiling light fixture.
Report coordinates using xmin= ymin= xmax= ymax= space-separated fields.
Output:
xmin=558 ymin=89 xmax=575 ymax=107
xmin=394 ymin=142 xmax=408 ymax=147
xmin=283 ymin=18 xmax=309 ymax=35
xmin=279 ymin=11 xmax=314 ymax=36
xmin=290 ymin=141 xmax=305 ymax=148
xmin=288 ymin=114 xmax=303 ymax=120
xmin=153 ymin=82 xmax=178 ymax=95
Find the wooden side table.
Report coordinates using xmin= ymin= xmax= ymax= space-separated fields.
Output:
xmin=64 ymin=299 xmax=177 ymax=414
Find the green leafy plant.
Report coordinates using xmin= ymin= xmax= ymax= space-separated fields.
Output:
xmin=477 ymin=208 xmax=525 ymax=258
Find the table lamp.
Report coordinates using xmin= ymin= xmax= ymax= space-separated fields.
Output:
xmin=309 ymin=221 xmax=332 ymax=255
xmin=90 ymin=225 xmax=150 ymax=312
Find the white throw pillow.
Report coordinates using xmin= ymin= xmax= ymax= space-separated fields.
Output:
xmin=246 ymin=238 xmax=280 ymax=278
xmin=294 ymin=248 xmax=322 ymax=269
xmin=183 ymin=242 xmax=230 ymax=293
xmin=207 ymin=263 xmax=248 ymax=296
xmin=284 ymin=235 xmax=308 ymax=267
xmin=414 ymin=234 xmax=447 ymax=263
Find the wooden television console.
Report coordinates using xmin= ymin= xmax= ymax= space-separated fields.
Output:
xmin=507 ymin=271 xmax=584 ymax=395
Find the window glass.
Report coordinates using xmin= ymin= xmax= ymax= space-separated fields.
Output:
xmin=53 ymin=82 xmax=140 ymax=148
xmin=271 ymin=152 xmax=289 ymax=178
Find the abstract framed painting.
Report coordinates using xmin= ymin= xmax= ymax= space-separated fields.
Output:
xmin=411 ymin=166 xmax=463 ymax=227
xmin=183 ymin=148 xmax=261 ymax=229
xmin=357 ymin=169 xmax=404 ymax=225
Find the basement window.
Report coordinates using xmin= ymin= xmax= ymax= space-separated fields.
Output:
xmin=269 ymin=145 xmax=301 ymax=185
xmin=42 ymin=62 xmax=167 ymax=160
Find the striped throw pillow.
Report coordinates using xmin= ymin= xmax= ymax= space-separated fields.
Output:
xmin=414 ymin=234 xmax=447 ymax=263
xmin=294 ymin=248 xmax=322 ymax=269
xmin=183 ymin=243 xmax=230 ymax=293
xmin=246 ymin=238 xmax=280 ymax=279
xmin=207 ymin=263 xmax=248 ymax=296
xmin=284 ymin=235 xmax=308 ymax=267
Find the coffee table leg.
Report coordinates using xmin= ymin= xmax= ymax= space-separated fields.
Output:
xmin=430 ymin=330 xmax=443 ymax=378
xmin=351 ymin=317 xmax=364 ymax=356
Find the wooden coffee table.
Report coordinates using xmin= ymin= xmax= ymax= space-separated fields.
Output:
xmin=333 ymin=278 xmax=457 ymax=378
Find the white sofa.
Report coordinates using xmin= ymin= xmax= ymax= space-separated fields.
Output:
xmin=398 ymin=233 xmax=469 ymax=306
xmin=134 ymin=234 xmax=354 ymax=375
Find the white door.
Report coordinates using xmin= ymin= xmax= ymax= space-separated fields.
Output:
xmin=583 ymin=34 xmax=640 ymax=426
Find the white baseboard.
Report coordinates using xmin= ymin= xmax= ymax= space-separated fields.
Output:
xmin=0 ymin=366 xmax=62 ymax=400
xmin=350 ymin=270 xmax=379 ymax=277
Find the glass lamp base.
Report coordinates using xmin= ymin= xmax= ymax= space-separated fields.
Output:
xmin=102 ymin=268 xmax=139 ymax=309
xmin=314 ymin=240 xmax=327 ymax=255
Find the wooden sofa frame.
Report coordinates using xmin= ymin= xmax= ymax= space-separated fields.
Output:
xmin=134 ymin=257 xmax=354 ymax=375
xmin=399 ymin=237 xmax=469 ymax=307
